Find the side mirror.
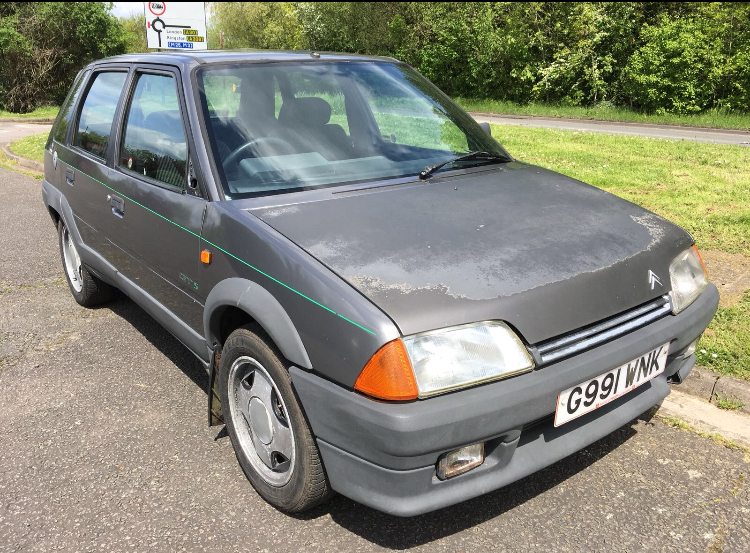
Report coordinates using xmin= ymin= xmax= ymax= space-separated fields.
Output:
xmin=479 ymin=122 xmax=492 ymax=137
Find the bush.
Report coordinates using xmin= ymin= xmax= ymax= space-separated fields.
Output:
xmin=623 ymin=16 xmax=721 ymax=114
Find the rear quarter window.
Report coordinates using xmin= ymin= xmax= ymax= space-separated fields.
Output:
xmin=75 ymin=71 xmax=128 ymax=160
xmin=50 ymin=71 xmax=87 ymax=147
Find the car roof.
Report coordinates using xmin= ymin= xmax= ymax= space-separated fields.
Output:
xmin=91 ymin=50 xmax=400 ymax=70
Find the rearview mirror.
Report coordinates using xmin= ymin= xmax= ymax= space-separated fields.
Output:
xmin=479 ymin=122 xmax=492 ymax=137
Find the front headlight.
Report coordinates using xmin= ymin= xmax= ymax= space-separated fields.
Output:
xmin=403 ymin=322 xmax=535 ymax=398
xmin=669 ymin=245 xmax=709 ymax=314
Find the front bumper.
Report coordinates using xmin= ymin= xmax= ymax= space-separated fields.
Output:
xmin=290 ymin=284 xmax=719 ymax=516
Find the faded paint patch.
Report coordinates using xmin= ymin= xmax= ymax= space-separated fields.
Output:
xmin=257 ymin=205 xmax=301 ymax=218
xmin=630 ymin=213 xmax=667 ymax=250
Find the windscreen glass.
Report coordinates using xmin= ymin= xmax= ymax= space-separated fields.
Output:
xmin=197 ymin=62 xmax=508 ymax=198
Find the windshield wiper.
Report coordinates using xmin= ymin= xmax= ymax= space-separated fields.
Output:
xmin=418 ymin=151 xmax=509 ymax=180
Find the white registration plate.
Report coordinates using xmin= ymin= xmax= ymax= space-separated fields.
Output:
xmin=554 ymin=343 xmax=670 ymax=427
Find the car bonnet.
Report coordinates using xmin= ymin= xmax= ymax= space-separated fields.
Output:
xmin=250 ymin=163 xmax=693 ymax=344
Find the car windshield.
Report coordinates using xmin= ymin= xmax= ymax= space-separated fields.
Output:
xmin=197 ymin=61 xmax=510 ymax=198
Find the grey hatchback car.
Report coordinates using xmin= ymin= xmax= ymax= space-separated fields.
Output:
xmin=43 ymin=51 xmax=718 ymax=517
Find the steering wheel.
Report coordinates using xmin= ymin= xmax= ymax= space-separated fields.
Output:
xmin=223 ymin=137 xmax=297 ymax=169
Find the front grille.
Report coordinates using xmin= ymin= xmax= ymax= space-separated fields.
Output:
xmin=532 ymin=295 xmax=672 ymax=366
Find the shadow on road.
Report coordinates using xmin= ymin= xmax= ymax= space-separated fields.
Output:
xmin=103 ymin=294 xmax=651 ymax=550
xmin=106 ymin=295 xmax=208 ymax=392
xmin=293 ymin=416 xmax=646 ymax=549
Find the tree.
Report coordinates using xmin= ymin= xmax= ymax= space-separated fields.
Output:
xmin=120 ymin=13 xmax=147 ymax=54
xmin=207 ymin=2 xmax=302 ymax=50
xmin=0 ymin=2 xmax=126 ymax=112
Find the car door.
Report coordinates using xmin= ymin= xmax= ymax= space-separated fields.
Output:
xmin=62 ymin=67 xmax=130 ymax=261
xmin=104 ymin=65 xmax=207 ymax=334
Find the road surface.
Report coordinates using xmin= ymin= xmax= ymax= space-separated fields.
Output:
xmin=0 ymin=122 xmax=51 ymax=148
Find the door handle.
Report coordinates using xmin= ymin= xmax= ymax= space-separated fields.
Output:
xmin=109 ymin=194 xmax=125 ymax=218
xmin=65 ymin=168 xmax=75 ymax=186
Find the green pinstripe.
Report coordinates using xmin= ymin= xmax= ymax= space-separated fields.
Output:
xmin=54 ymin=155 xmax=376 ymax=336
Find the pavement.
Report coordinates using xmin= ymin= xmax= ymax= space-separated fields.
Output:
xmin=469 ymin=113 xmax=750 ymax=146
xmin=1 ymin=137 xmax=749 ymax=550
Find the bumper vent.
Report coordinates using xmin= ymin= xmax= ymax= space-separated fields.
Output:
xmin=532 ymin=295 xmax=672 ymax=366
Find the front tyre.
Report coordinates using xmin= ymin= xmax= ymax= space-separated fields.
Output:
xmin=58 ymin=219 xmax=115 ymax=307
xmin=219 ymin=325 xmax=333 ymax=512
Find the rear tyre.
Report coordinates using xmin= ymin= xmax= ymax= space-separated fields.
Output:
xmin=219 ymin=324 xmax=334 ymax=512
xmin=58 ymin=219 xmax=116 ymax=307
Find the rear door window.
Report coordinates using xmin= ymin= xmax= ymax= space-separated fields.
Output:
xmin=119 ymin=72 xmax=187 ymax=189
xmin=75 ymin=71 xmax=128 ymax=160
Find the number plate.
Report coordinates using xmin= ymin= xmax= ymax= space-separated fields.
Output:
xmin=554 ymin=343 xmax=670 ymax=427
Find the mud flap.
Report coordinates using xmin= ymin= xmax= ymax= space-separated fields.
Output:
xmin=208 ymin=348 xmax=224 ymax=426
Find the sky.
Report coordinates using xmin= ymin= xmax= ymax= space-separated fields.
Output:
xmin=110 ymin=2 xmax=144 ymax=18
xmin=110 ymin=2 xmax=210 ymax=20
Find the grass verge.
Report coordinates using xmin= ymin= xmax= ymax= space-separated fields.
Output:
xmin=8 ymin=132 xmax=47 ymax=162
xmin=696 ymin=291 xmax=750 ymax=380
xmin=661 ymin=416 xmax=749 ymax=453
xmin=0 ymin=105 xmax=59 ymax=120
xmin=493 ymin=124 xmax=750 ymax=380
xmin=0 ymin=150 xmax=42 ymax=180
xmin=457 ymin=98 xmax=750 ymax=131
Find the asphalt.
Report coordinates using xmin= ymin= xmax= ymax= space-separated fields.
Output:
xmin=0 ymin=131 xmax=749 ymax=552
xmin=469 ymin=113 xmax=750 ymax=146
xmin=0 ymin=123 xmax=52 ymax=148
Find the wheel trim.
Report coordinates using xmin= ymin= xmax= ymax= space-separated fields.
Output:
xmin=62 ymin=226 xmax=83 ymax=293
xmin=228 ymin=356 xmax=295 ymax=487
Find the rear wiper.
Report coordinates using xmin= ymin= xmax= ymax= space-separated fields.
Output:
xmin=418 ymin=151 xmax=509 ymax=180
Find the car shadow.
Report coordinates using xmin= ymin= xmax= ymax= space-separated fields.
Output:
xmin=103 ymin=294 xmax=654 ymax=549
xmin=106 ymin=296 xmax=208 ymax=392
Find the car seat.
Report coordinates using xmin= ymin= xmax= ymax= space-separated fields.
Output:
xmin=275 ymin=97 xmax=353 ymax=160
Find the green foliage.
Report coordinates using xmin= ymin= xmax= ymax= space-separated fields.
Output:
xmin=248 ymin=2 xmax=750 ymax=115
xmin=0 ymin=2 xmax=126 ymax=112
xmin=623 ymin=12 xmax=722 ymax=114
xmin=120 ymin=13 xmax=147 ymax=54
xmin=0 ymin=105 xmax=59 ymax=120
xmin=3 ymin=2 xmax=750 ymax=116
xmin=207 ymin=2 xmax=302 ymax=50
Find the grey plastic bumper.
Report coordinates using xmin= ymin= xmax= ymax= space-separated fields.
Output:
xmin=290 ymin=284 xmax=719 ymax=516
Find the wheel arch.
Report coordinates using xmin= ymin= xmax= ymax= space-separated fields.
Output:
xmin=204 ymin=278 xmax=312 ymax=370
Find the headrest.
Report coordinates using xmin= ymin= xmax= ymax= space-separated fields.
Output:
xmin=237 ymin=76 xmax=275 ymax=124
xmin=278 ymin=97 xmax=332 ymax=127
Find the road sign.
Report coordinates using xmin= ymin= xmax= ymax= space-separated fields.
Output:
xmin=144 ymin=2 xmax=207 ymax=50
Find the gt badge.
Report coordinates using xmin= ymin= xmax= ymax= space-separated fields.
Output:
xmin=648 ymin=270 xmax=662 ymax=290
